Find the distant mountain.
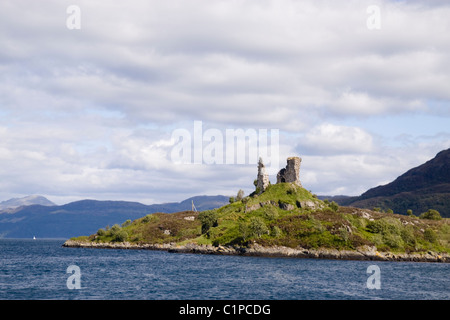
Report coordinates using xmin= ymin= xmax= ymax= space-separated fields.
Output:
xmin=339 ymin=148 xmax=450 ymax=217
xmin=0 ymin=195 xmax=56 ymax=210
xmin=0 ymin=195 xmax=229 ymax=239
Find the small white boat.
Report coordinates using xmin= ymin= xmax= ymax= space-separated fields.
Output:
xmin=33 ymin=236 xmax=36 ymax=240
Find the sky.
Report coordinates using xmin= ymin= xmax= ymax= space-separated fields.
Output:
xmin=0 ymin=0 xmax=449 ymax=205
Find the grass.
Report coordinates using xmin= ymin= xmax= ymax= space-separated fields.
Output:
xmin=72 ymin=183 xmax=450 ymax=255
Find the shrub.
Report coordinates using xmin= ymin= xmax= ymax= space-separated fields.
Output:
xmin=110 ymin=224 xmax=121 ymax=234
xmin=122 ymin=219 xmax=132 ymax=228
xmin=420 ymin=209 xmax=442 ymax=220
xmin=263 ymin=206 xmax=279 ymax=220
xmin=383 ymin=233 xmax=403 ymax=249
xmin=366 ymin=219 xmax=387 ymax=234
xmin=249 ymin=217 xmax=269 ymax=238
xmin=238 ymin=221 xmax=251 ymax=242
xmin=97 ymin=228 xmax=106 ymax=236
xmin=329 ymin=201 xmax=339 ymax=212
xmin=424 ymin=228 xmax=437 ymax=243
xmin=271 ymin=226 xmax=282 ymax=238
xmin=366 ymin=218 xmax=406 ymax=249
xmin=400 ymin=226 xmax=416 ymax=246
xmin=113 ymin=230 xmax=128 ymax=242
xmin=229 ymin=197 xmax=235 ymax=204
xmin=198 ymin=210 xmax=219 ymax=234
xmin=142 ymin=214 xmax=156 ymax=223
xmin=338 ymin=227 xmax=349 ymax=242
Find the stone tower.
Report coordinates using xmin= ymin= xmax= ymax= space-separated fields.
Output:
xmin=256 ymin=157 xmax=270 ymax=194
xmin=276 ymin=157 xmax=302 ymax=187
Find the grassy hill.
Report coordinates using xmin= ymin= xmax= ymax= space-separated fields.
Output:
xmin=71 ymin=183 xmax=450 ymax=257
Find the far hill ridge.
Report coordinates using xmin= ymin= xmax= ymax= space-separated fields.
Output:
xmin=339 ymin=148 xmax=450 ymax=217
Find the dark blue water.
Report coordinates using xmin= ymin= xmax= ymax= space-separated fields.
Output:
xmin=0 ymin=239 xmax=448 ymax=300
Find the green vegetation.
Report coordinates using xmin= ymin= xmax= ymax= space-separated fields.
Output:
xmin=420 ymin=209 xmax=442 ymax=220
xmin=72 ymin=183 xmax=450 ymax=255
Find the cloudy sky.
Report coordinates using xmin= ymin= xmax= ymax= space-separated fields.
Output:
xmin=1 ymin=0 xmax=449 ymax=205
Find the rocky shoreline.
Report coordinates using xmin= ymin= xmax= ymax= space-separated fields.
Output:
xmin=62 ymin=240 xmax=450 ymax=263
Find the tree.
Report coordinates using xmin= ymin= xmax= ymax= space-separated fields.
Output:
xmin=236 ymin=189 xmax=245 ymax=201
xmin=198 ymin=210 xmax=219 ymax=234
xmin=420 ymin=209 xmax=442 ymax=220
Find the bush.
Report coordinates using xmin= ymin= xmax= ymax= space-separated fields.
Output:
xmin=400 ymin=226 xmax=416 ymax=246
xmin=198 ymin=210 xmax=219 ymax=234
xmin=110 ymin=224 xmax=121 ymax=234
xmin=97 ymin=228 xmax=106 ymax=236
xmin=249 ymin=217 xmax=269 ymax=238
xmin=263 ymin=206 xmax=279 ymax=220
xmin=420 ymin=209 xmax=442 ymax=220
xmin=424 ymin=228 xmax=437 ymax=243
xmin=366 ymin=219 xmax=387 ymax=234
xmin=338 ymin=227 xmax=349 ymax=242
xmin=383 ymin=233 xmax=403 ymax=249
xmin=113 ymin=230 xmax=128 ymax=242
xmin=366 ymin=218 xmax=407 ymax=249
xmin=142 ymin=214 xmax=154 ymax=223
xmin=238 ymin=221 xmax=251 ymax=242
xmin=122 ymin=219 xmax=132 ymax=228
xmin=329 ymin=201 xmax=339 ymax=212
xmin=271 ymin=226 xmax=282 ymax=238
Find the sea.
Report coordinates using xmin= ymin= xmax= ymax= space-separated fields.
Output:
xmin=0 ymin=239 xmax=449 ymax=300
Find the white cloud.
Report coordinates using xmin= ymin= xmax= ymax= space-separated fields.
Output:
xmin=301 ymin=124 xmax=374 ymax=155
xmin=0 ymin=0 xmax=449 ymax=203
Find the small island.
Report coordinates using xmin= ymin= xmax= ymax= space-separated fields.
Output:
xmin=64 ymin=157 xmax=450 ymax=263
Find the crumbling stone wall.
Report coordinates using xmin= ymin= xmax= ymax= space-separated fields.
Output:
xmin=277 ymin=157 xmax=302 ymax=187
xmin=256 ymin=157 xmax=270 ymax=194
xmin=256 ymin=156 xmax=302 ymax=195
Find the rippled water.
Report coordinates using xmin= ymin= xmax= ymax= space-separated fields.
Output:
xmin=0 ymin=239 xmax=448 ymax=300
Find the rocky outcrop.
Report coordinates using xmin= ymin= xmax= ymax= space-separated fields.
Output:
xmin=245 ymin=199 xmax=322 ymax=213
xmin=63 ymin=240 xmax=450 ymax=263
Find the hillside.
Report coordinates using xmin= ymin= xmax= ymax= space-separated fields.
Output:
xmin=0 ymin=195 xmax=229 ymax=238
xmin=0 ymin=195 xmax=56 ymax=210
xmin=339 ymin=148 xmax=450 ymax=217
xmin=67 ymin=183 xmax=450 ymax=262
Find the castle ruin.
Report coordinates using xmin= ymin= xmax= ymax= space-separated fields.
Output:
xmin=276 ymin=157 xmax=302 ymax=187
xmin=256 ymin=157 xmax=270 ymax=194
xmin=256 ymin=156 xmax=302 ymax=193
